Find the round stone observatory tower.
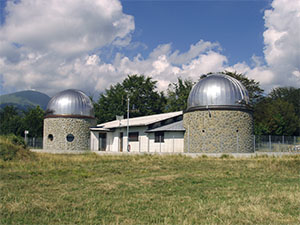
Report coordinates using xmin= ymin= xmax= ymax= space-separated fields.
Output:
xmin=43 ymin=89 xmax=96 ymax=152
xmin=183 ymin=74 xmax=254 ymax=153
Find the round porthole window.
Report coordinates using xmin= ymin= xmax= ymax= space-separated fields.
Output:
xmin=66 ymin=134 xmax=74 ymax=142
xmin=48 ymin=134 xmax=54 ymax=141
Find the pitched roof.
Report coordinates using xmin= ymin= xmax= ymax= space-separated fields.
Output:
xmin=146 ymin=120 xmax=185 ymax=132
xmin=97 ymin=111 xmax=183 ymax=129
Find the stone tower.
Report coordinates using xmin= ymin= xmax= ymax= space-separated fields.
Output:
xmin=183 ymin=74 xmax=254 ymax=153
xmin=43 ymin=89 xmax=96 ymax=152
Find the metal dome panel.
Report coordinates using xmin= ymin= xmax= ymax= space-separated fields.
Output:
xmin=187 ymin=74 xmax=250 ymax=111
xmin=46 ymin=89 xmax=95 ymax=118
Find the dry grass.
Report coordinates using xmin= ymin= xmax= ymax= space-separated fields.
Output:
xmin=0 ymin=153 xmax=299 ymax=224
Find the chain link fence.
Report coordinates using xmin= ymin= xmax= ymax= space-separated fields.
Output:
xmin=26 ymin=135 xmax=300 ymax=152
xmin=254 ymin=135 xmax=300 ymax=152
xmin=26 ymin=137 xmax=43 ymax=149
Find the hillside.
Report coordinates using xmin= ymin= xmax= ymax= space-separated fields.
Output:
xmin=0 ymin=90 xmax=50 ymax=111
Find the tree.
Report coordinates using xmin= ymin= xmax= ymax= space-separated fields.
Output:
xmin=269 ymin=87 xmax=300 ymax=116
xmin=254 ymin=98 xmax=299 ymax=136
xmin=122 ymin=74 xmax=166 ymax=117
xmin=22 ymin=106 xmax=44 ymax=137
xmin=164 ymin=77 xmax=194 ymax=112
xmin=95 ymin=75 xmax=166 ymax=123
xmin=0 ymin=106 xmax=23 ymax=136
xmin=0 ymin=105 xmax=44 ymax=137
xmin=216 ymin=71 xmax=264 ymax=105
xmin=268 ymin=87 xmax=300 ymax=135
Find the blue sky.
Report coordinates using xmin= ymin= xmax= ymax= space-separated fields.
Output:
xmin=121 ymin=0 xmax=268 ymax=65
xmin=0 ymin=0 xmax=299 ymax=96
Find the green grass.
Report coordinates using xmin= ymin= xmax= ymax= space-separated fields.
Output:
xmin=1 ymin=153 xmax=299 ymax=224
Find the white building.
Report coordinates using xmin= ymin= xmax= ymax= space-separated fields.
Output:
xmin=90 ymin=111 xmax=185 ymax=153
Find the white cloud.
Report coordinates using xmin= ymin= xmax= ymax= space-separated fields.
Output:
xmin=259 ymin=0 xmax=300 ymax=88
xmin=0 ymin=0 xmax=134 ymax=95
xmin=103 ymin=41 xmax=228 ymax=91
xmin=0 ymin=0 xmax=134 ymax=57
xmin=224 ymin=0 xmax=300 ymax=91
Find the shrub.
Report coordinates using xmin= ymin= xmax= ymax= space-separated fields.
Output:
xmin=0 ymin=135 xmax=34 ymax=161
xmin=220 ymin=154 xmax=233 ymax=159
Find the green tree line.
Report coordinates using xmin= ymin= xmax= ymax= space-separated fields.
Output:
xmin=94 ymin=72 xmax=299 ymax=136
xmin=1 ymin=72 xmax=299 ymax=137
xmin=0 ymin=106 xmax=44 ymax=138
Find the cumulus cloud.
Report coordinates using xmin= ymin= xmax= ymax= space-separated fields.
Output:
xmin=0 ymin=0 xmax=135 ymax=95
xmin=262 ymin=0 xmax=300 ymax=88
xmin=243 ymin=0 xmax=300 ymax=90
xmin=219 ymin=0 xmax=300 ymax=91
xmin=0 ymin=0 xmax=299 ymax=97
xmin=0 ymin=0 xmax=134 ymax=57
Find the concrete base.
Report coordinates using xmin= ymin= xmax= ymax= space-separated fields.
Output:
xmin=31 ymin=149 xmax=90 ymax=154
xmin=31 ymin=149 xmax=300 ymax=158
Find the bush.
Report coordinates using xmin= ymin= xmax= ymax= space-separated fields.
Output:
xmin=7 ymin=134 xmax=26 ymax=148
xmin=0 ymin=135 xmax=34 ymax=161
xmin=220 ymin=154 xmax=233 ymax=159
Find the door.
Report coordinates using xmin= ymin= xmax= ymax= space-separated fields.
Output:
xmin=99 ymin=133 xmax=107 ymax=151
xmin=119 ymin=132 xmax=123 ymax=152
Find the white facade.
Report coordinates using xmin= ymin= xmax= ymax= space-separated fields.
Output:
xmin=90 ymin=112 xmax=184 ymax=153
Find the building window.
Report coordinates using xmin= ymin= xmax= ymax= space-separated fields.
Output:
xmin=128 ymin=132 xmax=139 ymax=142
xmin=48 ymin=134 xmax=54 ymax=141
xmin=66 ymin=134 xmax=74 ymax=142
xmin=155 ymin=131 xmax=164 ymax=143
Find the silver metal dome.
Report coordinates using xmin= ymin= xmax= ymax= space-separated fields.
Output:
xmin=45 ymin=89 xmax=95 ymax=118
xmin=187 ymin=74 xmax=250 ymax=111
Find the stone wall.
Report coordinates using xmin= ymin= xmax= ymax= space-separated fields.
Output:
xmin=183 ymin=110 xmax=254 ymax=153
xmin=43 ymin=117 xmax=96 ymax=152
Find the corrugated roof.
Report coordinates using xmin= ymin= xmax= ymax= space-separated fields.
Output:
xmin=97 ymin=111 xmax=183 ymax=129
xmin=146 ymin=120 xmax=185 ymax=132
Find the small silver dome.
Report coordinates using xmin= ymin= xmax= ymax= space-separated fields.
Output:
xmin=46 ymin=89 xmax=95 ymax=118
xmin=187 ymin=74 xmax=250 ymax=111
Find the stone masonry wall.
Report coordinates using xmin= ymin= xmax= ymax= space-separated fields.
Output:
xmin=183 ymin=110 xmax=254 ymax=153
xmin=43 ymin=117 xmax=96 ymax=151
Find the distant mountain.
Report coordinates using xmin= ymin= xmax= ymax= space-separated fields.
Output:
xmin=0 ymin=90 xmax=50 ymax=111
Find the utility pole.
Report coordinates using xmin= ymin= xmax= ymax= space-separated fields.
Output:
xmin=127 ymin=95 xmax=130 ymax=152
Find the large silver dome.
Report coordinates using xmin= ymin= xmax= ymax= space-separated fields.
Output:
xmin=187 ymin=74 xmax=250 ymax=111
xmin=45 ymin=89 xmax=95 ymax=118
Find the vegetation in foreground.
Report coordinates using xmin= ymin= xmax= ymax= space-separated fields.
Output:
xmin=0 ymin=135 xmax=35 ymax=161
xmin=0 ymin=152 xmax=299 ymax=224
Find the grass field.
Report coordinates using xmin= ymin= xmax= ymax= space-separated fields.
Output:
xmin=1 ymin=153 xmax=299 ymax=224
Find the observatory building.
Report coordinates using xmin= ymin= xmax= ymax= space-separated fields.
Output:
xmin=183 ymin=74 xmax=254 ymax=153
xmin=43 ymin=74 xmax=254 ymax=153
xmin=43 ymin=89 xmax=96 ymax=152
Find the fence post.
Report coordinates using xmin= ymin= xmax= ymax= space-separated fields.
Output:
xmin=282 ymin=135 xmax=284 ymax=145
xmin=269 ymin=135 xmax=271 ymax=151
xmin=159 ymin=135 xmax=161 ymax=153
xmin=173 ymin=135 xmax=175 ymax=153
xmin=254 ymin=135 xmax=256 ymax=152
xmin=139 ymin=136 xmax=141 ymax=152
xmin=236 ymin=133 xmax=239 ymax=152
xmin=147 ymin=134 xmax=150 ymax=152
xmin=294 ymin=136 xmax=296 ymax=145
xmin=188 ymin=125 xmax=190 ymax=153
xmin=219 ymin=136 xmax=222 ymax=152
xmin=24 ymin=130 xmax=29 ymax=145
